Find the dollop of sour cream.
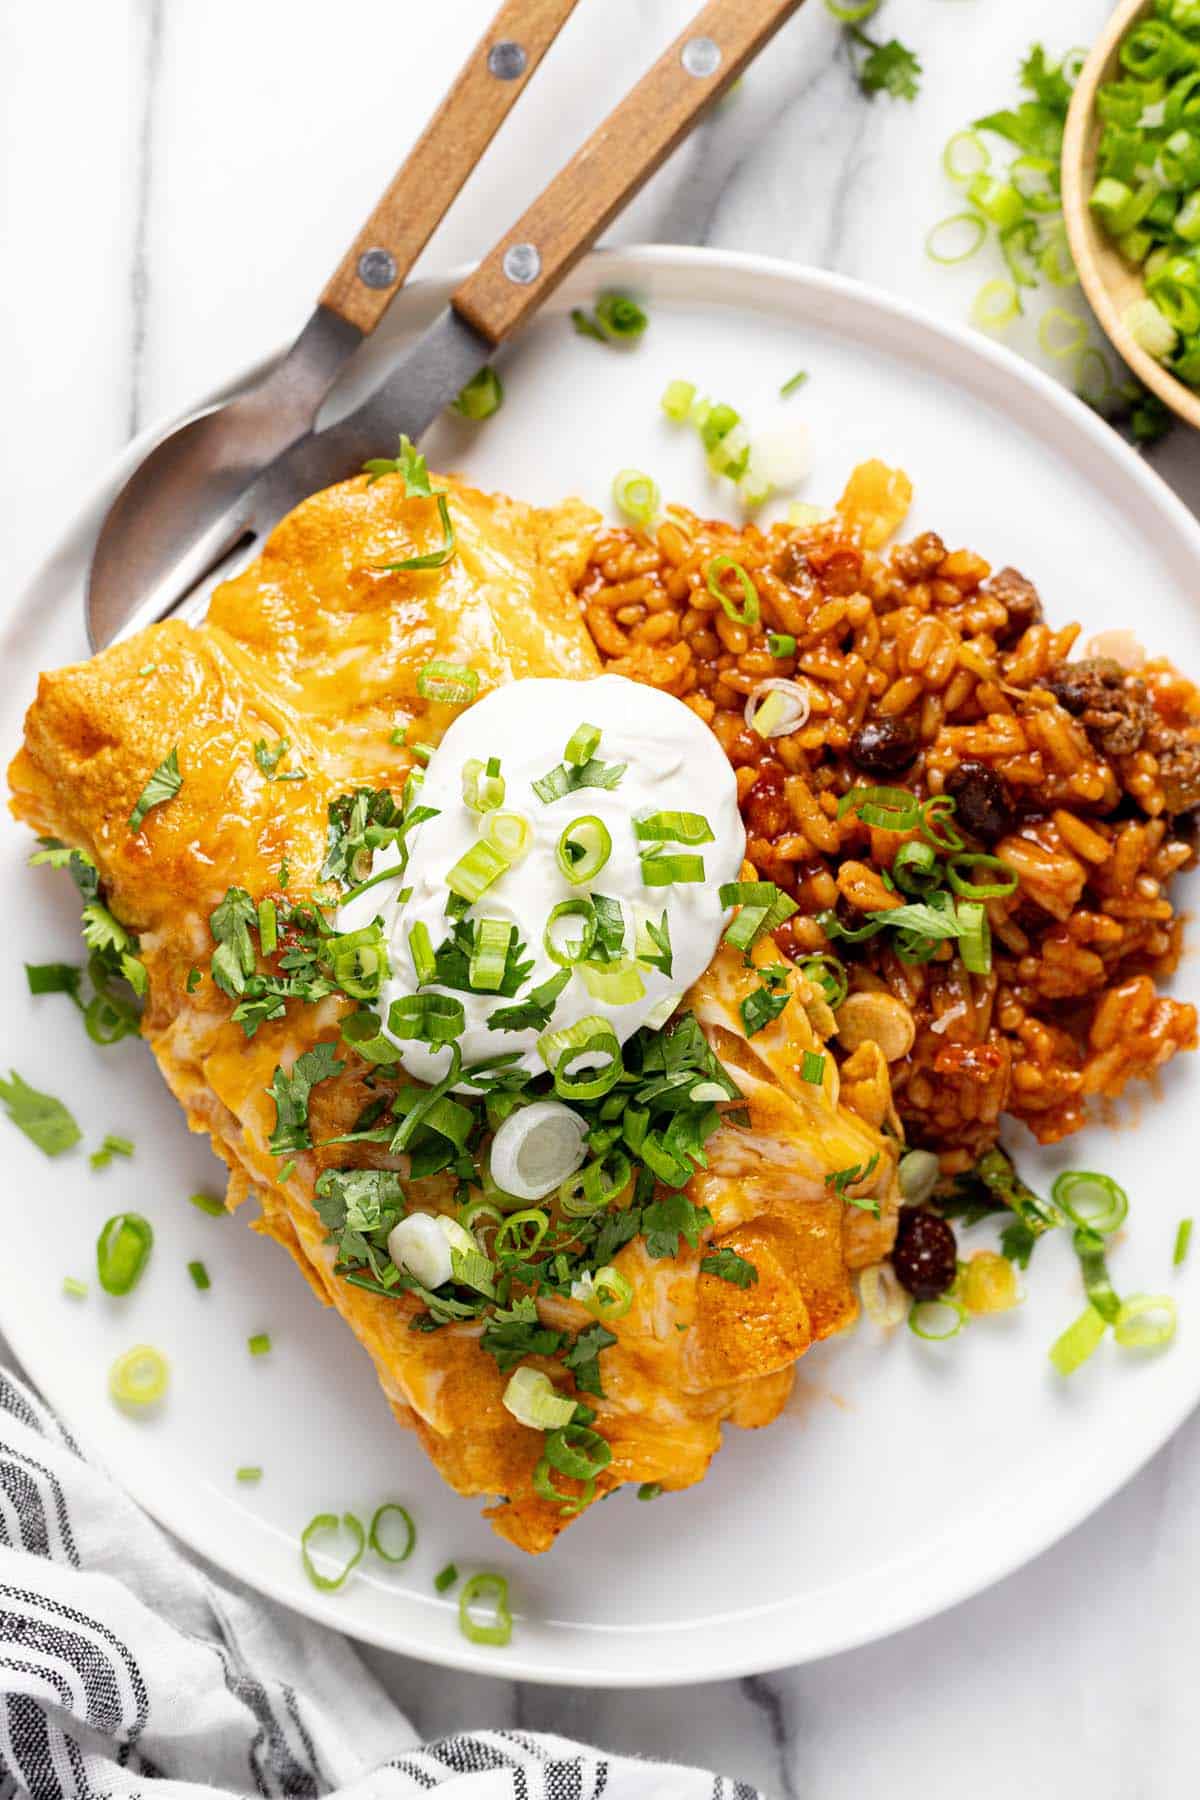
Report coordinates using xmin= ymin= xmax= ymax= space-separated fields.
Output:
xmin=337 ymin=674 xmax=745 ymax=1092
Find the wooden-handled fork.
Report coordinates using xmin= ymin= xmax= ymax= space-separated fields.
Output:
xmin=88 ymin=0 xmax=580 ymax=649
xmin=89 ymin=0 xmax=808 ymax=648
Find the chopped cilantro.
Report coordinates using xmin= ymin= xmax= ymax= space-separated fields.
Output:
xmin=739 ymin=967 xmax=790 ymax=1037
xmin=479 ymin=1297 xmax=566 ymax=1373
xmin=700 ymin=1247 xmax=759 ymax=1288
xmin=253 ymin=737 xmax=307 ymax=783
xmin=0 ymin=1071 xmax=81 ymax=1156
xmin=636 ymin=909 xmax=673 ymax=979
xmin=851 ymin=29 xmax=922 ymax=101
xmin=826 ymin=1154 xmax=881 ymax=1214
xmin=642 ymin=1192 xmax=712 ymax=1259
xmin=487 ymin=969 xmax=570 ymax=1034
xmin=267 ymin=1042 xmax=345 ymax=1155
xmin=90 ymin=1133 xmax=134 ymax=1171
xmin=563 ymin=1323 xmax=618 ymax=1397
xmin=531 ymin=757 xmax=627 ymax=805
xmin=128 ymin=747 xmax=182 ymax=833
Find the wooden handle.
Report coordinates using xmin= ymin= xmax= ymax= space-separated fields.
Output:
xmin=452 ymin=0 xmax=807 ymax=345
xmin=320 ymin=0 xmax=580 ymax=333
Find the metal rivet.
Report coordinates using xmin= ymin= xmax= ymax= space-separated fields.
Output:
xmin=357 ymin=247 xmax=397 ymax=289
xmin=681 ymin=35 xmax=722 ymax=78
xmin=503 ymin=242 xmax=541 ymax=286
xmin=488 ymin=39 xmax=526 ymax=80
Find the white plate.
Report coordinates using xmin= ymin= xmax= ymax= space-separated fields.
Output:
xmin=3 ymin=247 xmax=1199 ymax=1687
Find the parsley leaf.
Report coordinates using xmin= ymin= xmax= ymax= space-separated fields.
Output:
xmin=487 ymin=968 xmax=570 ymax=1033
xmin=642 ymin=1192 xmax=712 ymax=1259
xmin=480 ymin=1297 xmax=565 ymax=1373
xmin=563 ymin=1323 xmax=617 ymax=1397
xmin=1018 ymin=43 xmax=1073 ymax=113
xmin=739 ymin=966 xmax=790 ymax=1037
xmin=973 ymin=102 xmax=1062 ymax=159
xmin=0 ymin=1071 xmax=81 ymax=1156
xmin=267 ymin=1041 xmax=344 ymax=1155
xmin=30 ymin=839 xmax=99 ymax=901
xmin=700 ymin=1247 xmax=759 ymax=1288
xmin=851 ymin=30 xmax=922 ymax=101
xmin=253 ymin=737 xmax=307 ymax=783
xmin=128 ymin=747 xmax=182 ymax=833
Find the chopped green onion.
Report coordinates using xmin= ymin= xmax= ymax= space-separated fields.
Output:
xmin=823 ymin=0 xmax=880 ymax=20
xmin=907 ymin=1295 xmax=966 ymax=1341
xmin=898 ymin=1149 xmax=940 ymax=1205
xmin=451 ymin=366 xmax=504 ymax=420
xmin=488 ymin=1099 xmax=588 ymax=1201
xmin=837 ymin=784 xmax=920 ymax=831
xmin=435 ymin=1562 xmax=459 ymax=1592
xmin=573 ymin=291 xmax=648 ymax=344
xmin=109 ymin=1344 xmax=168 ymax=1408
xmin=767 ymin=632 xmax=796 ymax=657
xmin=1073 ymin=1228 xmax=1121 ymax=1325
xmin=779 ymin=369 xmax=808 ymax=397
xmin=379 ymin=492 xmax=456 ymax=573
xmin=247 ymin=1332 xmax=272 ymax=1356
xmin=300 ymin=1512 xmax=365 ymax=1592
xmin=556 ymin=815 xmax=612 ymax=884
xmin=257 ymin=897 xmax=278 ymax=957
xmin=970 ymin=278 xmax=1020 ymax=332
xmin=543 ymin=1422 xmax=612 ymax=1481
xmin=956 ymin=899 xmax=991 ymax=975
xmin=96 ymin=1213 xmax=154 ymax=1296
xmin=462 ymin=756 xmax=505 ymax=813
xmin=581 ymin=958 xmax=645 ymax=1005
xmin=661 ymin=378 xmax=697 ymax=421
xmin=573 ymin=1264 xmax=634 ymax=1320
xmin=1037 ymin=309 xmax=1087 ymax=359
xmin=1113 ymin=1293 xmax=1178 ymax=1351
xmin=388 ymin=992 xmax=465 ymax=1045
xmin=494 ymin=1208 xmax=550 ymax=1259
xmin=458 ymin=1571 xmax=512 ymax=1646
xmin=719 ymin=879 xmax=798 ymax=951
xmin=919 ymin=794 xmax=963 ymax=850
xmin=1124 ymin=296 xmax=1178 ymax=361
xmin=189 ymin=1191 xmax=226 ymax=1217
xmin=892 ymin=840 xmax=940 ymax=895
xmin=1174 ymin=1217 xmax=1193 ymax=1267
xmin=368 ymin=1502 xmax=416 ymax=1563
xmin=531 ymin=754 xmax=626 ymax=804
xmin=925 ymin=212 xmax=987 ymax=265
xmin=800 ymin=1050 xmax=826 ymax=1084
xmin=633 ymin=809 xmax=714 ymax=846
xmin=1049 ymin=1305 xmax=1107 ymax=1376
xmin=236 ymin=1466 xmax=262 ymax=1483
xmin=564 ymin=723 xmax=601 ymax=766
xmin=704 ymin=555 xmax=759 ymax=625
xmin=640 ymin=853 xmax=705 ymax=886
xmin=416 ymin=661 xmax=479 ymax=705
xmin=533 ymin=1454 xmax=595 ymax=1516
xmin=187 ymin=1260 xmax=210 ymax=1291
xmin=560 ymin=1149 xmax=633 ymax=1218
xmin=90 ymin=1134 xmax=135 ymax=1171
xmin=446 ymin=839 xmax=510 ymax=903
xmin=62 ymin=1277 xmax=87 ymax=1300
xmin=469 ymin=919 xmax=514 ymax=993
xmin=942 ymin=127 xmax=990 ymax=183
xmin=409 ymin=921 xmax=437 ymax=985
xmin=543 ymin=898 xmax=598 ymax=967
xmin=479 ymin=810 xmax=533 ymax=865
xmin=799 ymin=953 xmax=848 ymax=1008
xmin=966 ymin=172 xmax=1025 ymax=230
xmin=612 ymin=468 xmax=660 ymax=526
xmin=1051 ymin=1171 xmax=1128 ymax=1236
xmin=945 ymin=853 xmax=1018 ymax=899
xmin=637 ymin=1481 xmax=663 ymax=1501
xmin=503 ymin=1366 xmax=577 ymax=1430
xmin=537 ymin=1016 xmax=623 ymax=1100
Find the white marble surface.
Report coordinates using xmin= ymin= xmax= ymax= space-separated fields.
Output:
xmin=3 ymin=0 xmax=1199 ymax=1791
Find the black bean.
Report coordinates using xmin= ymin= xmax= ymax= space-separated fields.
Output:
xmin=891 ymin=1208 xmax=958 ymax=1301
xmin=942 ymin=760 xmax=1013 ymax=841
xmin=848 ymin=715 xmax=919 ymax=775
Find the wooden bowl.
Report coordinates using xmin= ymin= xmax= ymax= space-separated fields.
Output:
xmin=1062 ymin=0 xmax=1200 ymax=430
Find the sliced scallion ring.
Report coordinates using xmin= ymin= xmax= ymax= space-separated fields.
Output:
xmin=559 ymin=1149 xmax=633 ymax=1217
xmin=907 ymin=1295 xmax=967 ymax=1342
xmin=556 ymin=815 xmax=612 ymax=884
xmin=488 ymin=1099 xmax=589 ymax=1201
xmin=799 ymin=953 xmax=848 ymax=1008
xmin=96 ymin=1213 xmax=154 ymax=1296
xmin=446 ymin=838 xmax=510 ymax=903
xmin=451 ymin=366 xmax=503 ymax=421
xmin=744 ymin=678 xmax=811 ymax=739
xmin=572 ymin=1264 xmax=634 ymax=1320
xmin=387 ymin=992 xmax=466 ymax=1044
xmin=538 ymin=1016 xmax=623 ymax=1100
xmin=919 ymin=794 xmax=963 ymax=850
xmin=300 ymin=1511 xmax=366 ymax=1592
xmin=837 ymin=784 xmax=920 ymax=831
xmin=408 ymin=921 xmax=437 ymax=986
xmin=479 ymin=810 xmax=533 ymax=865
xmin=661 ymin=378 xmax=697 ymax=421
xmin=925 ymin=212 xmax=987 ymax=265
xmin=503 ymin=1366 xmax=577 ymax=1431
xmin=458 ymin=1571 xmax=513 ymax=1646
xmin=533 ymin=1454 xmax=594 ymax=1516
xmin=1049 ymin=1305 xmax=1107 ymax=1376
xmin=1051 ymin=1170 xmax=1129 ymax=1236
xmin=581 ymin=958 xmax=645 ymax=1005
xmin=416 ymin=660 xmax=479 ymax=704
xmin=970 ymin=278 xmax=1020 ymax=333
xmin=942 ymin=127 xmax=990 ymax=183
xmin=369 ymin=1503 xmax=416 ymax=1564
xmin=640 ymin=852 xmax=705 ymax=886
xmin=468 ymin=918 xmax=514 ymax=992
xmin=109 ymin=1344 xmax=168 ymax=1409
xmin=892 ymin=840 xmax=940 ymax=896
xmin=493 ymin=1208 xmax=550 ymax=1259
xmin=704 ymin=555 xmax=759 ymax=625
xmin=462 ymin=755 xmax=505 ymax=813
xmin=955 ymin=899 xmax=991 ymax=975
xmin=612 ymin=468 xmax=660 ymax=526
xmin=543 ymin=1423 xmax=612 ymax=1481
xmin=543 ymin=897 xmax=597 ymax=967
xmin=945 ymin=853 xmax=1018 ymax=899
xmin=1113 ymin=1293 xmax=1178 ymax=1351
xmin=564 ymin=722 xmax=601 ymax=766
xmin=1037 ymin=308 xmax=1088 ymax=359
xmin=632 ymin=809 xmax=714 ymax=845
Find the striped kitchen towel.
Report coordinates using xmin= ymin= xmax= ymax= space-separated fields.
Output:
xmin=0 ymin=1365 xmax=759 ymax=1800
